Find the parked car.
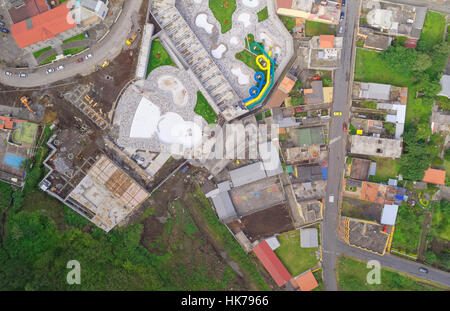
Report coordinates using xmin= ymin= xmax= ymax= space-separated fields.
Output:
xmin=0 ymin=21 xmax=5 ymax=27
xmin=4 ymin=71 xmax=12 ymax=76
xmin=18 ymin=72 xmax=27 ymax=78
xmin=342 ymin=0 xmax=346 ymax=7
xmin=343 ymin=122 xmax=348 ymax=132
xmin=57 ymin=65 xmax=64 ymax=71
xmin=0 ymin=28 xmax=10 ymax=34
xmin=76 ymin=57 xmax=84 ymax=63
xmin=419 ymin=267 xmax=428 ymax=273
xmin=46 ymin=68 xmax=55 ymax=74
xmin=312 ymin=76 xmax=321 ymax=80
xmin=333 ymin=111 xmax=342 ymax=116
xmin=85 ymin=53 xmax=93 ymax=60
xmin=339 ymin=25 xmax=344 ymax=34
xmin=340 ymin=12 xmax=345 ymax=21
xmin=84 ymin=31 xmax=89 ymax=38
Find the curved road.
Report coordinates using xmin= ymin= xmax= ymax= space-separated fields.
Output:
xmin=0 ymin=0 xmax=143 ymax=88
xmin=322 ymin=0 xmax=450 ymax=290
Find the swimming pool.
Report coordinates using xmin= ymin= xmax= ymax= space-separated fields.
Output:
xmin=3 ymin=154 xmax=25 ymax=168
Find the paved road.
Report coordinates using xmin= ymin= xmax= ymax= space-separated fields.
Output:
xmin=322 ymin=0 xmax=359 ymax=291
xmin=389 ymin=0 xmax=450 ymax=13
xmin=322 ymin=0 xmax=450 ymax=290
xmin=0 ymin=0 xmax=142 ymax=88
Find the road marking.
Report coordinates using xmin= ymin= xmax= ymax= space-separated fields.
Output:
xmin=329 ymin=136 xmax=342 ymax=145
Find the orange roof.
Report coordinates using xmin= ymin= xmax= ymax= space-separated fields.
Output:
xmin=12 ymin=4 xmax=76 ymax=48
xmin=422 ymin=168 xmax=446 ymax=186
xmin=319 ymin=35 xmax=335 ymax=49
xmin=296 ymin=271 xmax=319 ymax=291
xmin=267 ymin=89 xmax=289 ymax=108
xmin=361 ymin=182 xmax=383 ymax=204
xmin=279 ymin=77 xmax=296 ymax=93
xmin=0 ymin=116 xmax=25 ymax=130
xmin=253 ymin=241 xmax=292 ymax=287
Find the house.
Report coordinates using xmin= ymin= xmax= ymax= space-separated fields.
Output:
xmin=11 ymin=4 xmax=76 ymax=48
xmin=253 ymin=240 xmax=292 ymax=287
xmin=350 ymin=158 xmax=371 ymax=181
xmin=308 ymin=35 xmax=343 ymax=70
xmin=295 ymin=271 xmax=319 ymax=291
xmin=300 ymin=228 xmax=318 ymax=248
xmin=422 ymin=168 xmax=446 ymax=186
xmin=276 ymin=0 xmax=341 ymax=25
xmin=267 ymin=75 xmax=297 ymax=108
xmin=438 ymin=75 xmax=450 ymax=98
xmin=304 ymin=80 xmax=333 ymax=105
xmin=381 ymin=204 xmax=399 ymax=225
xmin=364 ymin=33 xmax=391 ymax=51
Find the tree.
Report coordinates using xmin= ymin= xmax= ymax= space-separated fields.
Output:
xmin=413 ymin=53 xmax=432 ymax=72
xmin=380 ymin=46 xmax=417 ymax=73
xmin=416 ymin=121 xmax=431 ymax=140
xmin=399 ymin=124 xmax=431 ymax=181
xmin=445 ymin=148 xmax=450 ymax=162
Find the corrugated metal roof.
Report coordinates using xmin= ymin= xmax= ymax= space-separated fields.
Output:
xmin=260 ymin=141 xmax=283 ymax=177
xmin=211 ymin=191 xmax=237 ymax=221
xmin=229 ymin=162 xmax=266 ymax=188
xmin=381 ymin=204 xmax=399 ymax=225
xmin=300 ymin=228 xmax=318 ymax=248
xmin=253 ymin=240 xmax=292 ymax=287
xmin=360 ymin=82 xmax=391 ymax=100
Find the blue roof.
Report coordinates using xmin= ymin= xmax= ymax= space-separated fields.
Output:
xmin=321 ymin=167 xmax=328 ymax=180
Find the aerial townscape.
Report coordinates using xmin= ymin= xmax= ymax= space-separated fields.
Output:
xmin=0 ymin=0 xmax=449 ymax=294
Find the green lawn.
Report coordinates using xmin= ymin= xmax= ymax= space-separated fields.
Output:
xmin=279 ymin=15 xmax=296 ymax=33
xmin=39 ymin=54 xmax=57 ymax=66
xmin=391 ymin=203 xmax=423 ymax=254
xmin=63 ymin=47 xmax=87 ymax=56
xmin=62 ymin=33 xmax=86 ymax=44
xmin=33 ymin=46 xmax=52 ymax=60
xmin=305 ymin=20 xmax=336 ymax=36
xmin=146 ymin=39 xmax=176 ymax=78
xmin=424 ymin=200 xmax=450 ymax=271
xmin=257 ymin=7 xmax=268 ymax=22
xmin=368 ymin=156 xmax=400 ymax=182
xmin=337 ymin=256 xmax=444 ymax=291
xmin=431 ymin=200 xmax=450 ymax=241
xmin=354 ymin=49 xmax=412 ymax=87
xmin=209 ymin=0 xmax=236 ymax=34
xmin=274 ymin=230 xmax=319 ymax=277
xmin=312 ymin=269 xmax=324 ymax=291
xmin=194 ymin=91 xmax=217 ymax=124
xmin=418 ymin=11 xmax=446 ymax=51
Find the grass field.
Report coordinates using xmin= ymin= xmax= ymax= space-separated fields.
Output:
xmin=63 ymin=47 xmax=87 ymax=56
xmin=39 ymin=54 xmax=57 ymax=66
xmin=305 ymin=20 xmax=336 ymax=36
xmin=257 ymin=7 xmax=268 ymax=22
xmin=418 ymin=11 xmax=446 ymax=51
xmin=274 ymin=230 xmax=319 ymax=277
xmin=146 ymin=39 xmax=176 ymax=78
xmin=279 ymin=16 xmax=296 ymax=33
xmin=391 ymin=203 xmax=423 ymax=254
xmin=33 ymin=46 xmax=52 ymax=60
xmin=62 ymin=33 xmax=86 ymax=44
xmin=209 ymin=0 xmax=236 ymax=34
xmin=337 ymin=255 xmax=443 ymax=291
xmin=194 ymin=91 xmax=217 ymax=124
xmin=431 ymin=200 xmax=450 ymax=241
xmin=368 ymin=156 xmax=400 ymax=182
xmin=354 ymin=49 xmax=412 ymax=87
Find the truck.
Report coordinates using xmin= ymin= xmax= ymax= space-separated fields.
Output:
xmin=126 ymin=33 xmax=138 ymax=45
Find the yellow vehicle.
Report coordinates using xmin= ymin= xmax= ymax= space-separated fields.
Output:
xmin=126 ymin=33 xmax=138 ymax=45
xmin=101 ymin=60 xmax=110 ymax=68
xmin=333 ymin=111 xmax=342 ymax=116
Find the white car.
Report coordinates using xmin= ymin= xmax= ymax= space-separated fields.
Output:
xmin=56 ymin=65 xmax=64 ymax=71
xmin=85 ymin=53 xmax=93 ymax=60
xmin=18 ymin=72 xmax=27 ymax=78
xmin=46 ymin=68 xmax=55 ymax=74
xmin=4 ymin=71 xmax=12 ymax=76
xmin=329 ymin=195 xmax=334 ymax=203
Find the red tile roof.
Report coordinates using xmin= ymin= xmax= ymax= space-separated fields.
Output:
xmin=296 ymin=271 xmax=319 ymax=291
xmin=276 ymin=0 xmax=293 ymax=9
xmin=319 ymin=35 xmax=335 ymax=48
xmin=12 ymin=4 xmax=76 ymax=48
xmin=0 ymin=116 xmax=25 ymax=130
xmin=422 ymin=168 xmax=446 ymax=186
xmin=253 ymin=240 xmax=292 ymax=287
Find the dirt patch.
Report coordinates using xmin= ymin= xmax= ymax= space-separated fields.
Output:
xmin=342 ymin=197 xmax=383 ymax=222
xmin=228 ymin=204 xmax=295 ymax=242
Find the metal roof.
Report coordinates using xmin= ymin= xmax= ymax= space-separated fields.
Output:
xmin=360 ymin=82 xmax=391 ymax=100
xmin=300 ymin=228 xmax=318 ymax=248
xmin=381 ymin=204 xmax=399 ymax=225
xmin=211 ymin=191 xmax=237 ymax=222
xmin=229 ymin=162 xmax=267 ymax=188
xmin=259 ymin=141 xmax=283 ymax=177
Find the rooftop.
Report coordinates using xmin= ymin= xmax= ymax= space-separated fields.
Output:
xmin=422 ymin=168 xmax=446 ymax=186
xmin=253 ymin=240 xmax=292 ymax=287
xmin=295 ymin=271 xmax=319 ymax=291
xmin=350 ymin=135 xmax=402 ymax=158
